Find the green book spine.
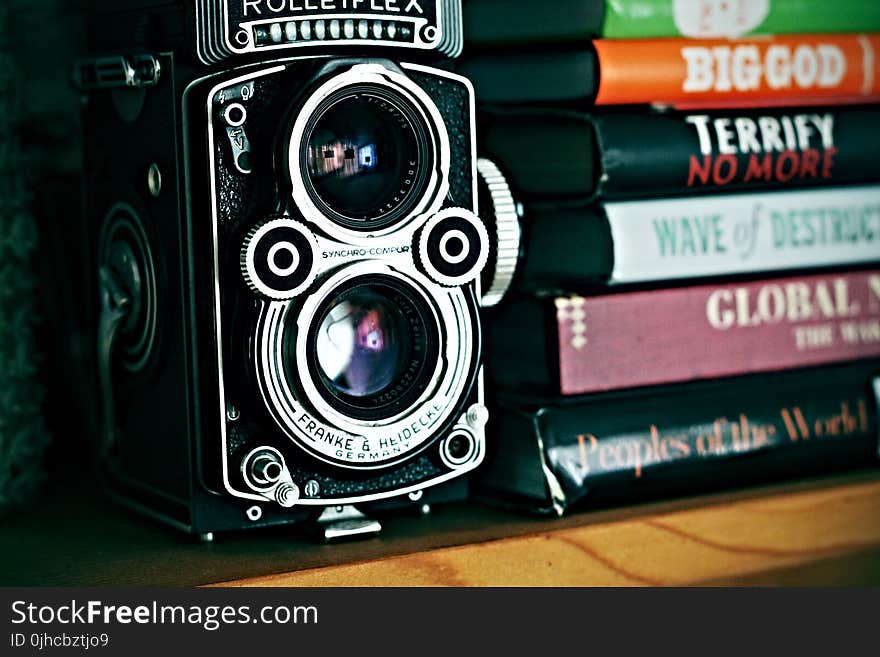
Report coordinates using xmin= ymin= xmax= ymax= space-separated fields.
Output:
xmin=603 ymin=0 xmax=880 ymax=38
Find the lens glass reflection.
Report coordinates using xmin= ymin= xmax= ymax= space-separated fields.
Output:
xmin=305 ymin=92 xmax=422 ymax=225
xmin=315 ymin=286 xmax=413 ymax=398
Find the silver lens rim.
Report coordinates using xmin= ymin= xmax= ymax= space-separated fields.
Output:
xmin=254 ymin=262 xmax=475 ymax=470
xmin=288 ymin=63 xmax=450 ymax=240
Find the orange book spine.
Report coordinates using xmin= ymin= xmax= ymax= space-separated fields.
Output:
xmin=594 ymin=34 xmax=880 ymax=108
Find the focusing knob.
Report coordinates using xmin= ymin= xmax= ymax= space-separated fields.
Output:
xmin=241 ymin=218 xmax=318 ymax=300
xmin=476 ymin=158 xmax=522 ymax=307
xmin=414 ymin=207 xmax=490 ymax=287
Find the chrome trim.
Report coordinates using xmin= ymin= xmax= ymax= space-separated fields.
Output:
xmin=255 ymin=262 xmax=474 ymax=470
xmin=200 ymin=61 xmax=485 ymax=505
xmin=416 ymin=207 xmax=490 ymax=288
xmin=287 ymin=63 xmax=450 ymax=242
xmin=205 ymin=65 xmax=288 ymax=504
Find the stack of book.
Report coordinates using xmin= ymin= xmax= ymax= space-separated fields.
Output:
xmin=461 ymin=0 xmax=880 ymax=514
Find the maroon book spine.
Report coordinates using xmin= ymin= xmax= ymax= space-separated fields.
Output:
xmin=557 ymin=270 xmax=880 ymax=395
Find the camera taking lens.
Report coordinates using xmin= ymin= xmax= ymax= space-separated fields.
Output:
xmin=309 ymin=277 xmax=439 ymax=421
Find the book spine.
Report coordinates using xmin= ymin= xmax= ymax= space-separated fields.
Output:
xmin=555 ymin=270 xmax=880 ymax=395
xmin=516 ymin=206 xmax=614 ymax=292
xmin=462 ymin=0 xmax=605 ymax=46
xmin=479 ymin=106 xmax=880 ymax=200
xmin=458 ymin=50 xmax=599 ymax=105
xmin=480 ymin=110 xmax=600 ymax=201
xmin=607 ymin=185 xmax=880 ymax=283
xmin=603 ymin=0 xmax=880 ymax=39
xmin=483 ymin=364 xmax=880 ymax=513
xmin=596 ymin=106 xmax=880 ymax=199
xmin=462 ymin=1 xmax=880 ymax=44
xmin=594 ymin=35 xmax=880 ymax=108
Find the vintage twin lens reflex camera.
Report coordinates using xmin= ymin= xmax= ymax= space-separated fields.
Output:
xmin=75 ymin=0 xmax=515 ymax=539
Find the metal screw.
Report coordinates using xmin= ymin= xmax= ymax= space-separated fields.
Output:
xmin=147 ymin=163 xmax=162 ymax=198
xmin=420 ymin=504 xmax=431 ymax=516
xmin=466 ymin=404 xmax=489 ymax=429
xmin=199 ymin=532 xmax=214 ymax=544
xmin=304 ymin=480 xmax=320 ymax=497
xmin=246 ymin=506 xmax=263 ymax=522
xmin=226 ymin=403 xmax=240 ymax=422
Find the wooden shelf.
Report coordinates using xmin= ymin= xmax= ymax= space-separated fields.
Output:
xmin=213 ymin=471 xmax=880 ymax=586
xmin=5 ymin=469 xmax=877 ymax=586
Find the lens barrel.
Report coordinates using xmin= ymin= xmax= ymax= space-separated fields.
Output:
xmin=301 ymin=87 xmax=431 ymax=231
xmin=303 ymin=275 xmax=440 ymax=422
xmin=288 ymin=65 xmax=450 ymax=238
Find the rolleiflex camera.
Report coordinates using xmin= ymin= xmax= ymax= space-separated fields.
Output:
xmin=74 ymin=0 xmax=513 ymax=539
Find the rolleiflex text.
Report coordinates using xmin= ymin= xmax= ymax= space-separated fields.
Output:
xmin=241 ymin=0 xmax=427 ymax=16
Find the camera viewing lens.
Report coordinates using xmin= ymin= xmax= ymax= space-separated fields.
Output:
xmin=306 ymin=278 xmax=439 ymax=420
xmin=302 ymin=89 xmax=430 ymax=230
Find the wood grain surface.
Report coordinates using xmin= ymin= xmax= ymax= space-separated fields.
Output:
xmin=2 ymin=470 xmax=879 ymax=586
xmin=214 ymin=475 xmax=880 ymax=586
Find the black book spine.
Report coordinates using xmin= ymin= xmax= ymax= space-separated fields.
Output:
xmin=479 ymin=108 xmax=600 ymax=201
xmin=595 ymin=106 xmax=880 ymax=199
xmin=513 ymin=205 xmax=615 ymax=293
xmin=479 ymin=363 xmax=880 ymax=514
xmin=480 ymin=106 xmax=880 ymax=201
xmin=463 ymin=0 xmax=605 ymax=47
xmin=457 ymin=49 xmax=599 ymax=105
xmin=485 ymin=295 xmax=557 ymax=394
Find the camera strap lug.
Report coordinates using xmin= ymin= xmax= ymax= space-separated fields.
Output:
xmin=315 ymin=505 xmax=383 ymax=542
xmin=74 ymin=54 xmax=161 ymax=92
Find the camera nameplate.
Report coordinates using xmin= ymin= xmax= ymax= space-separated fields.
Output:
xmin=197 ymin=0 xmax=462 ymax=64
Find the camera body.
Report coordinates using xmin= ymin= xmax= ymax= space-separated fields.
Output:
xmin=77 ymin=0 xmax=490 ymax=536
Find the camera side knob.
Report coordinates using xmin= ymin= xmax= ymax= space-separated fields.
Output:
xmin=241 ymin=218 xmax=318 ymax=300
xmin=413 ymin=208 xmax=490 ymax=288
xmin=476 ymin=158 xmax=522 ymax=307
